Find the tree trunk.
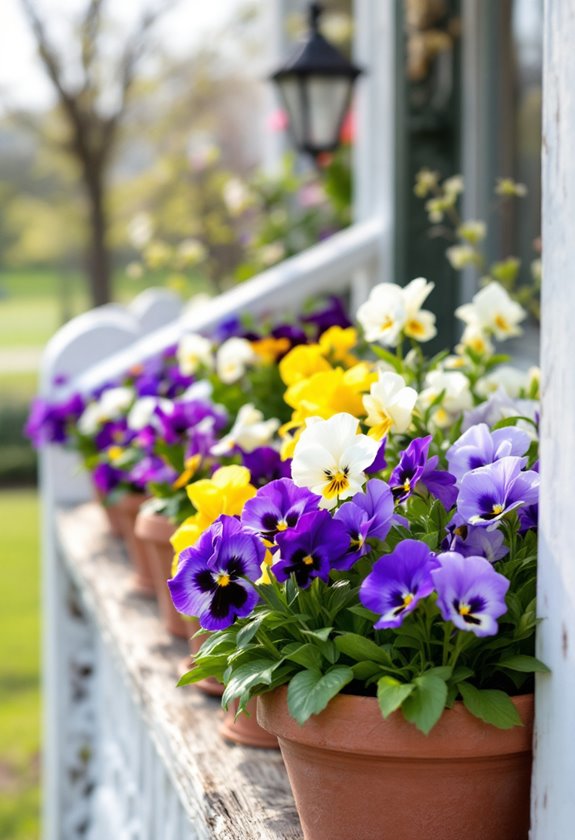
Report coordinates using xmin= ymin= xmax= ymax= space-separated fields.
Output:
xmin=84 ymin=168 xmax=112 ymax=307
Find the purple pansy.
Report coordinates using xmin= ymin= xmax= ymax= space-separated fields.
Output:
xmin=25 ymin=393 xmax=85 ymax=447
xmin=366 ymin=438 xmax=387 ymax=475
xmin=301 ymin=296 xmax=352 ymax=336
xmin=334 ymin=480 xmax=394 ymax=569
xmin=447 ymin=423 xmax=531 ymax=484
xmin=389 ymin=436 xmax=456 ymax=507
xmin=457 ymin=456 xmax=540 ymax=528
xmin=155 ymin=400 xmax=227 ymax=446
xmin=359 ymin=539 xmax=438 ymax=629
xmin=242 ymin=478 xmax=319 ymax=544
xmin=273 ymin=509 xmax=349 ymax=588
xmin=94 ymin=418 xmax=133 ymax=452
xmin=242 ymin=447 xmax=292 ymax=487
xmin=432 ymin=552 xmax=510 ymax=637
xmin=92 ymin=462 xmax=123 ymax=495
xmin=441 ymin=514 xmax=508 ymax=563
xmin=518 ymin=504 xmax=538 ymax=532
xmin=168 ymin=516 xmax=264 ymax=631
xmin=129 ymin=455 xmax=178 ymax=490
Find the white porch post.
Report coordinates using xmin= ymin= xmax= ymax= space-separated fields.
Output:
xmin=531 ymin=2 xmax=575 ymax=836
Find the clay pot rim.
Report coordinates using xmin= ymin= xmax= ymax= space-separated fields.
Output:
xmin=134 ymin=509 xmax=176 ymax=542
xmin=116 ymin=491 xmax=148 ymax=515
xmin=258 ymin=686 xmax=533 ymax=760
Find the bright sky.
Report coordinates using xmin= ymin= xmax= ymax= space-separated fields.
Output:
xmin=0 ymin=0 xmax=248 ymax=112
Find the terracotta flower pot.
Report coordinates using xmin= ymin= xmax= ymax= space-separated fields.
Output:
xmin=114 ymin=493 xmax=155 ymax=596
xmin=258 ymin=688 xmax=533 ymax=840
xmin=93 ymin=487 xmax=123 ymax=537
xmin=187 ymin=620 xmax=224 ymax=697
xmin=134 ymin=510 xmax=189 ymax=637
xmin=220 ymin=698 xmax=279 ymax=750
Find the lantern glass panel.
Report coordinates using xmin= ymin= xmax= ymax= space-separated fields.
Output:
xmin=277 ymin=76 xmax=306 ymax=147
xmin=306 ymin=76 xmax=351 ymax=151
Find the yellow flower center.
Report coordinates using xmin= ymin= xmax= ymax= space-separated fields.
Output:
xmin=459 ymin=604 xmax=471 ymax=617
xmin=381 ymin=315 xmax=394 ymax=332
xmin=216 ymin=573 xmax=231 ymax=587
xmin=276 ymin=520 xmax=288 ymax=532
xmin=302 ymin=554 xmax=314 ymax=566
xmin=492 ymin=503 xmax=504 ymax=515
xmin=403 ymin=593 xmax=414 ymax=607
xmin=405 ymin=318 xmax=425 ymax=337
xmin=403 ymin=479 xmax=411 ymax=493
xmin=107 ymin=446 xmax=124 ymax=462
xmin=323 ymin=468 xmax=350 ymax=499
xmin=494 ymin=314 xmax=509 ymax=332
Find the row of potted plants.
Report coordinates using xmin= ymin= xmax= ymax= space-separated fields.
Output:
xmin=29 ymin=273 xmax=542 ymax=839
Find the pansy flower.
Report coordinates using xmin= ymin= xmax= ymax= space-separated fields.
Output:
xmin=25 ymin=392 xmax=85 ymax=447
xmin=389 ymin=436 xmax=457 ymax=508
xmin=168 ymin=516 xmax=263 ymax=631
xmin=241 ymin=447 xmax=292 ymax=487
xmin=457 ymin=456 xmax=540 ymax=528
xmin=334 ymin=479 xmax=394 ymax=569
xmin=432 ymin=552 xmax=510 ymax=637
xmin=291 ymin=413 xmax=379 ymax=509
xmin=441 ymin=515 xmax=508 ymax=563
xmin=447 ymin=423 xmax=531 ymax=484
xmin=241 ymin=478 xmax=319 ymax=544
xmin=273 ymin=510 xmax=349 ymax=588
xmin=359 ymin=539 xmax=438 ymax=628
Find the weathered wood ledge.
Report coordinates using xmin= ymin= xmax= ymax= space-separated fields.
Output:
xmin=56 ymin=503 xmax=302 ymax=839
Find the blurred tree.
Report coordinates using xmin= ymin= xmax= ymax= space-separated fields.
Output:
xmin=19 ymin=0 xmax=177 ymax=305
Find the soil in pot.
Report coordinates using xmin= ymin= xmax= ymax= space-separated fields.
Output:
xmin=134 ymin=511 xmax=189 ymax=637
xmin=114 ymin=493 xmax=155 ymax=596
xmin=258 ymin=688 xmax=533 ymax=840
xmin=220 ymin=698 xmax=279 ymax=750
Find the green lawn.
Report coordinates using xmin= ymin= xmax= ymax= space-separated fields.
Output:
xmin=0 ymin=490 xmax=41 ymax=840
xmin=0 ymin=268 xmax=209 ymax=351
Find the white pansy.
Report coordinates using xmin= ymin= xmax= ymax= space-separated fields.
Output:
xmin=456 ymin=324 xmax=494 ymax=357
xmin=177 ymin=333 xmax=213 ymax=376
xmin=356 ymin=283 xmax=406 ymax=346
xmin=455 ymin=281 xmax=526 ymax=341
xmin=178 ymin=380 xmax=214 ymax=403
xmin=475 ymin=365 xmax=530 ymax=400
xmin=402 ymin=277 xmax=437 ymax=342
xmin=419 ymin=370 xmax=473 ymax=428
xmin=291 ymin=413 xmax=379 ymax=510
xmin=216 ymin=337 xmax=257 ymax=384
xmin=78 ymin=386 xmax=134 ymax=435
xmin=211 ymin=404 xmax=279 ymax=456
xmin=127 ymin=396 xmax=172 ymax=431
xmin=363 ymin=372 xmax=417 ymax=439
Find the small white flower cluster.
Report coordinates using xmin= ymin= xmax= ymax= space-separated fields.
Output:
xmin=356 ymin=277 xmax=437 ymax=347
xmin=78 ymin=387 xmax=135 ymax=436
xmin=456 ymin=281 xmax=527 ymax=345
xmin=177 ymin=334 xmax=257 ymax=384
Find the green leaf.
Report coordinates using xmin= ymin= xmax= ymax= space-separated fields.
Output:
xmin=236 ymin=613 xmax=269 ymax=648
xmin=283 ymin=642 xmax=324 ymax=671
xmin=302 ymin=626 xmax=333 ymax=642
xmin=401 ymin=674 xmax=448 ymax=734
xmin=352 ymin=661 xmax=383 ymax=681
xmin=335 ymin=633 xmax=392 ymax=665
xmin=221 ymin=659 xmax=279 ymax=707
xmin=458 ymin=683 xmax=523 ymax=730
xmin=498 ymin=655 xmax=550 ymax=674
xmin=370 ymin=345 xmax=403 ymax=373
xmin=377 ymin=677 xmax=415 ymax=718
xmin=287 ymin=666 xmax=354 ymax=725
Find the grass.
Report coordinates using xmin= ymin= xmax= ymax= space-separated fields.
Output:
xmin=0 ymin=268 xmax=209 ymax=351
xmin=0 ymin=490 xmax=41 ymax=840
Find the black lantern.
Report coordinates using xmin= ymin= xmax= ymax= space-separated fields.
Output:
xmin=270 ymin=2 xmax=363 ymax=159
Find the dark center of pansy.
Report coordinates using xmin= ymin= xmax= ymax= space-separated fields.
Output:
xmin=323 ymin=466 xmax=350 ymax=498
xmin=453 ymin=596 xmax=485 ymax=625
xmin=390 ymin=588 xmax=415 ymax=616
xmin=477 ymin=494 xmax=505 ymax=520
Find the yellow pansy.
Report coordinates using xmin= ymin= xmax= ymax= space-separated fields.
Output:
xmin=285 ymin=366 xmax=373 ymax=421
xmin=171 ymin=454 xmax=202 ymax=490
xmin=279 ymin=344 xmax=332 ymax=387
xmin=186 ymin=465 xmax=256 ymax=525
xmin=318 ymin=326 xmax=359 ymax=366
xmin=256 ymin=548 xmax=275 ymax=585
xmin=170 ymin=465 xmax=257 ymax=558
xmin=250 ymin=336 xmax=291 ymax=364
xmin=107 ymin=445 xmax=124 ymax=463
